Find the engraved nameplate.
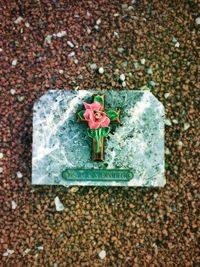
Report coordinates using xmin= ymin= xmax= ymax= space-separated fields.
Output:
xmin=62 ymin=169 xmax=134 ymax=181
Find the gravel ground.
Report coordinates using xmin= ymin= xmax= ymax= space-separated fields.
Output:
xmin=0 ymin=0 xmax=199 ymax=266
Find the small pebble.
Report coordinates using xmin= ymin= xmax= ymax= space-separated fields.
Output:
xmin=183 ymin=123 xmax=190 ymax=131
xmin=114 ymin=69 xmax=119 ymax=74
xmin=132 ymin=16 xmax=139 ymax=20
xmin=122 ymin=3 xmax=128 ymax=9
xmin=117 ymin=47 xmax=124 ymax=53
xmin=10 ymin=89 xmax=16 ymax=95
xmin=165 ymin=148 xmax=171 ymax=155
xmin=133 ymin=62 xmax=139 ymax=69
xmin=154 ymin=193 xmax=158 ymax=199
xmin=67 ymin=41 xmax=74 ymax=48
xmin=119 ymin=74 xmax=126 ymax=82
xmin=147 ymin=68 xmax=153 ymax=75
xmin=69 ymin=187 xmax=79 ymax=193
xmin=54 ymin=196 xmax=64 ymax=211
xmin=11 ymin=201 xmax=17 ymax=210
xmin=122 ymin=81 xmax=126 ymax=87
xmin=3 ymin=249 xmax=15 ymax=257
xmin=90 ymin=63 xmax=98 ymax=70
xmin=172 ymin=119 xmax=178 ymax=124
xmin=0 ymin=167 xmax=3 ymax=173
xmin=176 ymin=140 xmax=183 ymax=148
xmin=98 ymin=67 xmax=104 ymax=74
xmin=195 ymin=17 xmax=200 ymax=25
xmin=14 ymin=16 xmax=23 ymax=24
xmin=68 ymin=51 xmax=75 ymax=57
xmin=56 ymin=31 xmax=66 ymax=38
xmin=122 ymin=61 xmax=128 ymax=67
xmin=140 ymin=85 xmax=149 ymax=90
xmin=25 ymin=22 xmax=30 ymax=27
xmin=140 ymin=58 xmax=146 ymax=65
xmin=99 ymin=250 xmax=106 ymax=259
xmin=58 ymin=70 xmax=64 ymax=74
xmin=74 ymin=59 xmax=78 ymax=64
xmin=16 ymin=171 xmax=23 ymax=178
xmin=164 ymin=93 xmax=170 ymax=99
xmin=165 ymin=119 xmax=172 ymax=126
xmin=0 ymin=48 xmax=3 ymax=52
xmin=172 ymin=37 xmax=177 ymax=43
xmin=86 ymin=11 xmax=91 ymax=17
xmin=96 ymin=18 xmax=101 ymax=25
xmin=12 ymin=59 xmax=18 ymax=66
xmin=45 ymin=34 xmax=52 ymax=44
xmin=37 ymin=246 xmax=43 ymax=250
xmin=86 ymin=27 xmax=91 ymax=34
xmin=23 ymin=248 xmax=31 ymax=255
xmin=3 ymin=249 xmax=14 ymax=257
xmin=0 ymin=152 xmax=4 ymax=159
xmin=175 ymin=42 xmax=180 ymax=48
xmin=18 ymin=96 xmax=25 ymax=102
xmin=148 ymin=80 xmax=156 ymax=87
xmin=128 ymin=6 xmax=134 ymax=11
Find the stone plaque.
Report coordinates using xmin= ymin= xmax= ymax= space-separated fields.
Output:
xmin=32 ymin=90 xmax=165 ymax=186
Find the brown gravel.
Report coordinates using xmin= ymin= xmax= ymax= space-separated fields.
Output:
xmin=0 ymin=0 xmax=199 ymax=266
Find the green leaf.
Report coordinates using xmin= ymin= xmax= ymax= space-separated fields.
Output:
xmin=94 ymin=95 xmax=104 ymax=105
xmin=100 ymin=127 xmax=111 ymax=137
xmin=87 ymin=128 xmax=97 ymax=139
xmin=78 ymin=110 xmax=85 ymax=120
xmin=106 ymin=110 xmax=119 ymax=120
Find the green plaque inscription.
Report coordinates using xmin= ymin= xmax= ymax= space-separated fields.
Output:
xmin=62 ymin=169 xmax=134 ymax=182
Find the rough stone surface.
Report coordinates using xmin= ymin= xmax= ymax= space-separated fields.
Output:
xmin=32 ymin=90 xmax=165 ymax=186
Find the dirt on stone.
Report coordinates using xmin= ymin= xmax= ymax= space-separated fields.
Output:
xmin=0 ymin=0 xmax=199 ymax=266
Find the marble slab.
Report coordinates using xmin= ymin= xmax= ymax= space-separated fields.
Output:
xmin=32 ymin=90 xmax=165 ymax=186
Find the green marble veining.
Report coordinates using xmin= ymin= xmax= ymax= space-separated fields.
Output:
xmin=32 ymin=90 xmax=165 ymax=186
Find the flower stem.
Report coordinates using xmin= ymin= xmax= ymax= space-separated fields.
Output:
xmin=95 ymin=128 xmax=101 ymax=153
xmin=96 ymin=137 xmax=101 ymax=153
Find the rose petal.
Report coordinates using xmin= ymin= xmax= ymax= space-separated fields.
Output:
xmin=88 ymin=120 xmax=100 ymax=129
xmin=90 ymin=102 xmax=102 ymax=111
xmin=84 ymin=109 xmax=92 ymax=121
xmin=98 ymin=113 xmax=107 ymax=123
xmin=90 ymin=111 xmax=96 ymax=121
xmin=83 ymin=102 xmax=92 ymax=110
xmin=100 ymin=116 xmax=110 ymax=127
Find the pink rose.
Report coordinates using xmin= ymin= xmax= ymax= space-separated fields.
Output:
xmin=83 ymin=102 xmax=110 ymax=129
